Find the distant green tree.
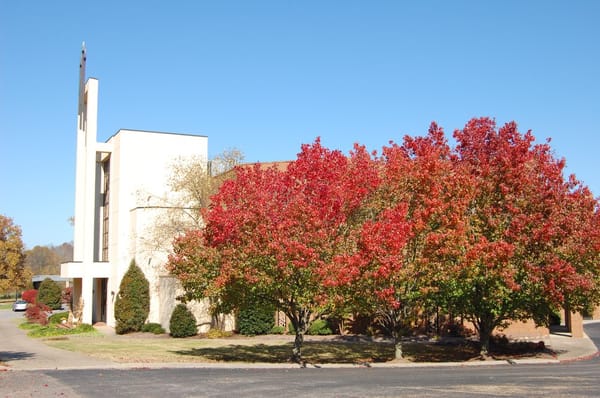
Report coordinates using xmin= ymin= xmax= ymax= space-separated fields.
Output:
xmin=37 ymin=277 xmax=62 ymax=310
xmin=114 ymin=260 xmax=150 ymax=334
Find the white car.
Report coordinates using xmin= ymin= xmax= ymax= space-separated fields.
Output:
xmin=12 ymin=300 xmax=27 ymax=311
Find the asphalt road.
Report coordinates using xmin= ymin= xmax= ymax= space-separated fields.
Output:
xmin=1 ymin=309 xmax=600 ymax=397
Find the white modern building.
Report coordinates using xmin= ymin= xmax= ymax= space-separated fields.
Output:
xmin=61 ymin=46 xmax=213 ymax=329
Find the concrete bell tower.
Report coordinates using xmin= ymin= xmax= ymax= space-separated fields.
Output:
xmin=62 ymin=44 xmax=112 ymax=325
xmin=73 ymin=42 xmax=100 ymax=263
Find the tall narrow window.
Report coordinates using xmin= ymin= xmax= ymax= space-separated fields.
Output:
xmin=101 ymin=159 xmax=110 ymax=261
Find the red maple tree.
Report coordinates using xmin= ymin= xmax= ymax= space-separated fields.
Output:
xmin=446 ymin=117 xmax=600 ymax=356
xmin=169 ymin=139 xmax=379 ymax=362
xmin=328 ymin=123 xmax=471 ymax=359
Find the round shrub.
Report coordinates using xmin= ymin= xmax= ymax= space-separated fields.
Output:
xmin=237 ymin=303 xmax=275 ymax=336
xmin=141 ymin=322 xmax=166 ymax=334
xmin=307 ymin=319 xmax=333 ymax=335
xmin=37 ymin=278 xmax=62 ymax=310
xmin=270 ymin=325 xmax=285 ymax=334
xmin=169 ymin=304 xmax=197 ymax=337
xmin=114 ymin=260 xmax=150 ymax=335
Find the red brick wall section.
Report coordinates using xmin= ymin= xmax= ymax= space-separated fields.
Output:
xmin=592 ymin=306 xmax=600 ymax=320
xmin=569 ymin=311 xmax=584 ymax=338
xmin=497 ymin=319 xmax=549 ymax=340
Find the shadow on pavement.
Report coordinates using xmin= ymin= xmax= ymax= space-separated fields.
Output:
xmin=0 ymin=351 xmax=35 ymax=362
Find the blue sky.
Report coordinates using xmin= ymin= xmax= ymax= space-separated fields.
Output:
xmin=1 ymin=1 xmax=599 ymax=249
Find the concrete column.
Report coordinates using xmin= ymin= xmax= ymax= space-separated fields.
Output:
xmin=80 ymin=276 xmax=94 ymax=325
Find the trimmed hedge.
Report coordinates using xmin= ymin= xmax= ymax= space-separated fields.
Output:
xmin=114 ymin=260 xmax=150 ymax=335
xmin=169 ymin=304 xmax=197 ymax=337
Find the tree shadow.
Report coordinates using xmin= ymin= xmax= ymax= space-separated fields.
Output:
xmin=171 ymin=342 xmax=394 ymax=364
xmin=402 ymin=341 xmax=481 ymax=362
xmin=0 ymin=351 xmax=35 ymax=362
xmin=170 ymin=338 xmax=554 ymax=364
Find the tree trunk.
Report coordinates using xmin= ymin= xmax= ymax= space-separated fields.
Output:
xmin=290 ymin=307 xmax=310 ymax=365
xmin=292 ymin=331 xmax=304 ymax=364
xmin=478 ymin=321 xmax=492 ymax=358
xmin=394 ymin=338 xmax=403 ymax=360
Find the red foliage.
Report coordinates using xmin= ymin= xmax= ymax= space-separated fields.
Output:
xmin=25 ymin=302 xmax=51 ymax=325
xmin=169 ymin=139 xmax=380 ymax=337
xmin=168 ymin=118 xmax=600 ymax=356
xmin=21 ymin=289 xmax=37 ymax=304
xmin=449 ymin=117 xmax=600 ymax=354
xmin=61 ymin=287 xmax=72 ymax=305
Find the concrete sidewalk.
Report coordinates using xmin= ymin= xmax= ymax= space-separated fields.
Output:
xmin=0 ymin=314 xmax=116 ymax=371
xmin=1 ymin=316 xmax=598 ymax=371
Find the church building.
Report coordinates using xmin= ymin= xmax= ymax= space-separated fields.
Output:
xmin=61 ymin=46 xmax=216 ymax=330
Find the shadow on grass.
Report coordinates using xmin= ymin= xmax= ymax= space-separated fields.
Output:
xmin=404 ymin=341 xmax=481 ymax=362
xmin=170 ymin=340 xmax=505 ymax=363
xmin=171 ymin=338 xmax=554 ymax=364
xmin=173 ymin=342 xmax=395 ymax=364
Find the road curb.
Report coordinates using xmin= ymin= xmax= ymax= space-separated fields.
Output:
xmin=558 ymin=350 xmax=600 ymax=364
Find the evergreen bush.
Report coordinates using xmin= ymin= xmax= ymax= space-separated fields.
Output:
xmin=169 ymin=303 xmax=197 ymax=337
xmin=307 ymin=319 xmax=333 ymax=335
xmin=114 ymin=260 xmax=150 ymax=335
xmin=37 ymin=278 xmax=62 ymax=310
xmin=237 ymin=303 xmax=275 ymax=336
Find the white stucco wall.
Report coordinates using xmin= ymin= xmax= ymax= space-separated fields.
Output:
xmin=105 ymin=130 xmax=208 ymax=328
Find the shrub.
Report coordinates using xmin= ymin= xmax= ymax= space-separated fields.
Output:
xmin=25 ymin=302 xmax=51 ymax=325
xmin=37 ymin=278 xmax=63 ymax=310
xmin=169 ymin=304 xmax=197 ymax=337
xmin=307 ymin=319 xmax=333 ymax=335
xmin=141 ymin=322 xmax=166 ymax=334
xmin=549 ymin=311 xmax=562 ymax=326
xmin=114 ymin=260 xmax=150 ymax=335
xmin=237 ymin=303 xmax=275 ymax=336
xmin=270 ymin=325 xmax=285 ymax=334
xmin=27 ymin=323 xmax=96 ymax=338
xmin=440 ymin=319 xmax=475 ymax=338
xmin=48 ymin=311 xmax=69 ymax=325
xmin=22 ymin=289 xmax=37 ymax=304
xmin=204 ymin=328 xmax=233 ymax=338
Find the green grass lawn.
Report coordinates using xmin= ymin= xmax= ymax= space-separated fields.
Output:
xmin=45 ymin=335 xmax=398 ymax=364
xmin=41 ymin=333 xmax=552 ymax=364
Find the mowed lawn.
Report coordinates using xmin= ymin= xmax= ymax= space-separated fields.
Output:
xmin=44 ymin=334 xmax=397 ymax=364
xmin=42 ymin=332 xmax=552 ymax=364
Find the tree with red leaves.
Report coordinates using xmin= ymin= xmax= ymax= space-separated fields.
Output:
xmin=445 ymin=117 xmax=600 ymax=357
xmin=328 ymin=124 xmax=471 ymax=359
xmin=168 ymin=139 xmax=379 ymax=363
